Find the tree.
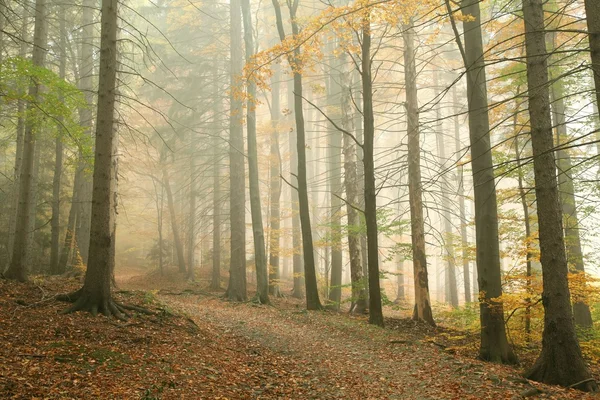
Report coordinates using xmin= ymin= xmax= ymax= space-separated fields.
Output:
xmin=404 ymin=20 xmax=434 ymax=326
xmin=272 ymin=0 xmax=321 ymax=310
xmin=269 ymin=62 xmax=283 ymax=298
xmin=61 ymin=0 xmax=124 ymax=318
xmin=226 ymin=0 xmax=247 ymax=302
xmin=522 ymin=0 xmax=596 ymax=390
xmin=242 ymin=0 xmax=269 ymax=304
xmin=361 ymin=12 xmax=383 ymax=327
xmin=446 ymin=0 xmax=516 ymax=362
xmin=4 ymin=0 xmax=47 ymax=282
xmin=50 ymin=3 xmax=67 ymax=275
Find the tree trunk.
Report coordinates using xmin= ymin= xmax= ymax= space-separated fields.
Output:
xmin=163 ymin=168 xmax=186 ymax=274
xmin=272 ymin=0 xmax=321 ymax=310
xmin=342 ymin=70 xmax=367 ymax=314
xmin=241 ymin=0 xmax=268 ymax=304
xmin=6 ymin=4 xmax=30 ymax=267
xmin=269 ymin=62 xmax=282 ymax=297
xmin=327 ymin=41 xmax=343 ymax=310
xmin=4 ymin=0 xmax=47 ymax=282
xmin=448 ymin=0 xmax=516 ymax=362
xmin=361 ymin=15 xmax=383 ymax=327
xmin=50 ymin=3 xmax=67 ymax=275
xmin=547 ymin=32 xmax=593 ymax=328
xmin=62 ymin=0 xmax=124 ymax=318
xmin=187 ymin=144 xmax=197 ymax=281
xmin=226 ymin=0 xmax=247 ymax=301
xmin=434 ymin=71 xmax=458 ymax=308
xmin=522 ymin=0 xmax=596 ymax=390
xmin=452 ymin=86 xmax=470 ymax=303
xmin=404 ymin=21 xmax=434 ymax=326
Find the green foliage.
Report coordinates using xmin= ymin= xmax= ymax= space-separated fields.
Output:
xmin=0 ymin=57 xmax=92 ymax=155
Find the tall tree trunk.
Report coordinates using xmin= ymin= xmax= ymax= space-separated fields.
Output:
xmin=288 ymin=78 xmax=304 ymax=299
xmin=513 ymin=124 xmax=534 ymax=340
xmin=342 ymin=71 xmax=367 ymax=314
xmin=522 ymin=0 xmax=596 ymax=390
xmin=75 ymin=0 xmax=95 ymax=266
xmin=447 ymin=0 xmax=516 ymax=362
xmin=62 ymin=0 xmax=124 ymax=318
xmin=361 ymin=15 xmax=383 ymax=327
xmin=269 ymin=62 xmax=282 ymax=297
xmin=452 ymin=86 xmax=470 ymax=303
xmin=585 ymin=0 xmax=600 ymax=110
xmin=4 ymin=0 xmax=47 ymax=282
xmin=327 ymin=41 xmax=343 ymax=309
xmin=163 ymin=168 xmax=186 ymax=274
xmin=211 ymin=133 xmax=221 ymax=289
xmin=152 ymin=177 xmax=164 ymax=276
xmin=187 ymin=144 xmax=196 ymax=281
xmin=226 ymin=0 xmax=247 ymax=301
xmin=6 ymin=3 xmax=30 ymax=267
xmin=547 ymin=32 xmax=593 ymax=328
xmin=404 ymin=21 xmax=434 ymax=326
xmin=434 ymin=71 xmax=458 ymax=308
xmin=242 ymin=0 xmax=268 ymax=304
xmin=272 ymin=0 xmax=321 ymax=310
xmin=50 ymin=3 xmax=67 ymax=275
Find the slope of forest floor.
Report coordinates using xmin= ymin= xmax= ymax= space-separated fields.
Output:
xmin=0 ymin=271 xmax=597 ymax=399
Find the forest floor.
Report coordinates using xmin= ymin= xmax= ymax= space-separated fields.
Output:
xmin=1 ymin=269 xmax=598 ymax=399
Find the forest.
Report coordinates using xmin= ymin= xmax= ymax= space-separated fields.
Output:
xmin=1 ymin=0 xmax=600 ymax=398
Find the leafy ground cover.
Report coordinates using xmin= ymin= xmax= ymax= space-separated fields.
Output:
xmin=0 ymin=272 xmax=597 ymax=399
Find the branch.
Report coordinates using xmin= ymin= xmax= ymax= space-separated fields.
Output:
xmin=280 ymin=174 xmax=299 ymax=192
xmin=301 ymin=94 xmax=363 ymax=149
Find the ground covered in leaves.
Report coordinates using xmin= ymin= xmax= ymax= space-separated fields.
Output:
xmin=1 ymin=273 xmax=597 ymax=399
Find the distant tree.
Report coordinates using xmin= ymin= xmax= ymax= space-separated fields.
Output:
xmin=4 ymin=0 xmax=47 ymax=282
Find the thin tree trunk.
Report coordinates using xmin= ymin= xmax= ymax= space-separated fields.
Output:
xmin=404 ymin=21 xmax=434 ymax=326
xmin=242 ymin=0 xmax=268 ymax=304
xmin=327 ymin=41 xmax=343 ymax=309
xmin=187 ymin=144 xmax=196 ymax=281
xmin=342 ymin=70 xmax=366 ymax=314
xmin=361 ymin=15 xmax=383 ymax=327
xmin=272 ymin=0 xmax=321 ymax=310
xmin=226 ymin=0 xmax=247 ymax=301
xmin=452 ymin=86 xmax=470 ymax=303
xmin=50 ymin=3 xmax=67 ymax=274
xmin=434 ymin=71 xmax=458 ymax=308
xmin=5 ymin=0 xmax=47 ymax=282
xmin=522 ymin=0 xmax=596 ymax=389
xmin=269 ymin=62 xmax=283 ymax=297
xmin=163 ymin=168 xmax=186 ymax=274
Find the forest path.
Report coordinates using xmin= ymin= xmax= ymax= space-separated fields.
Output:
xmin=159 ymin=293 xmax=540 ymax=400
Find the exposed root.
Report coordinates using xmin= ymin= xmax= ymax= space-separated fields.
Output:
xmin=118 ymin=303 xmax=156 ymax=315
xmin=58 ymin=290 xmax=128 ymax=321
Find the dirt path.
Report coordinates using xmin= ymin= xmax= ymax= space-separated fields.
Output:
xmin=159 ymin=294 xmax=572 ymax=400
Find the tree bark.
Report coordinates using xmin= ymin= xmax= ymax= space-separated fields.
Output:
xmin=5 ymin=0 xmax=47 ymax=282
xmin=404 ymin=21 xmax=434 ymax=326
xmin=522 ymin=0 xmax=596 ymax=390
